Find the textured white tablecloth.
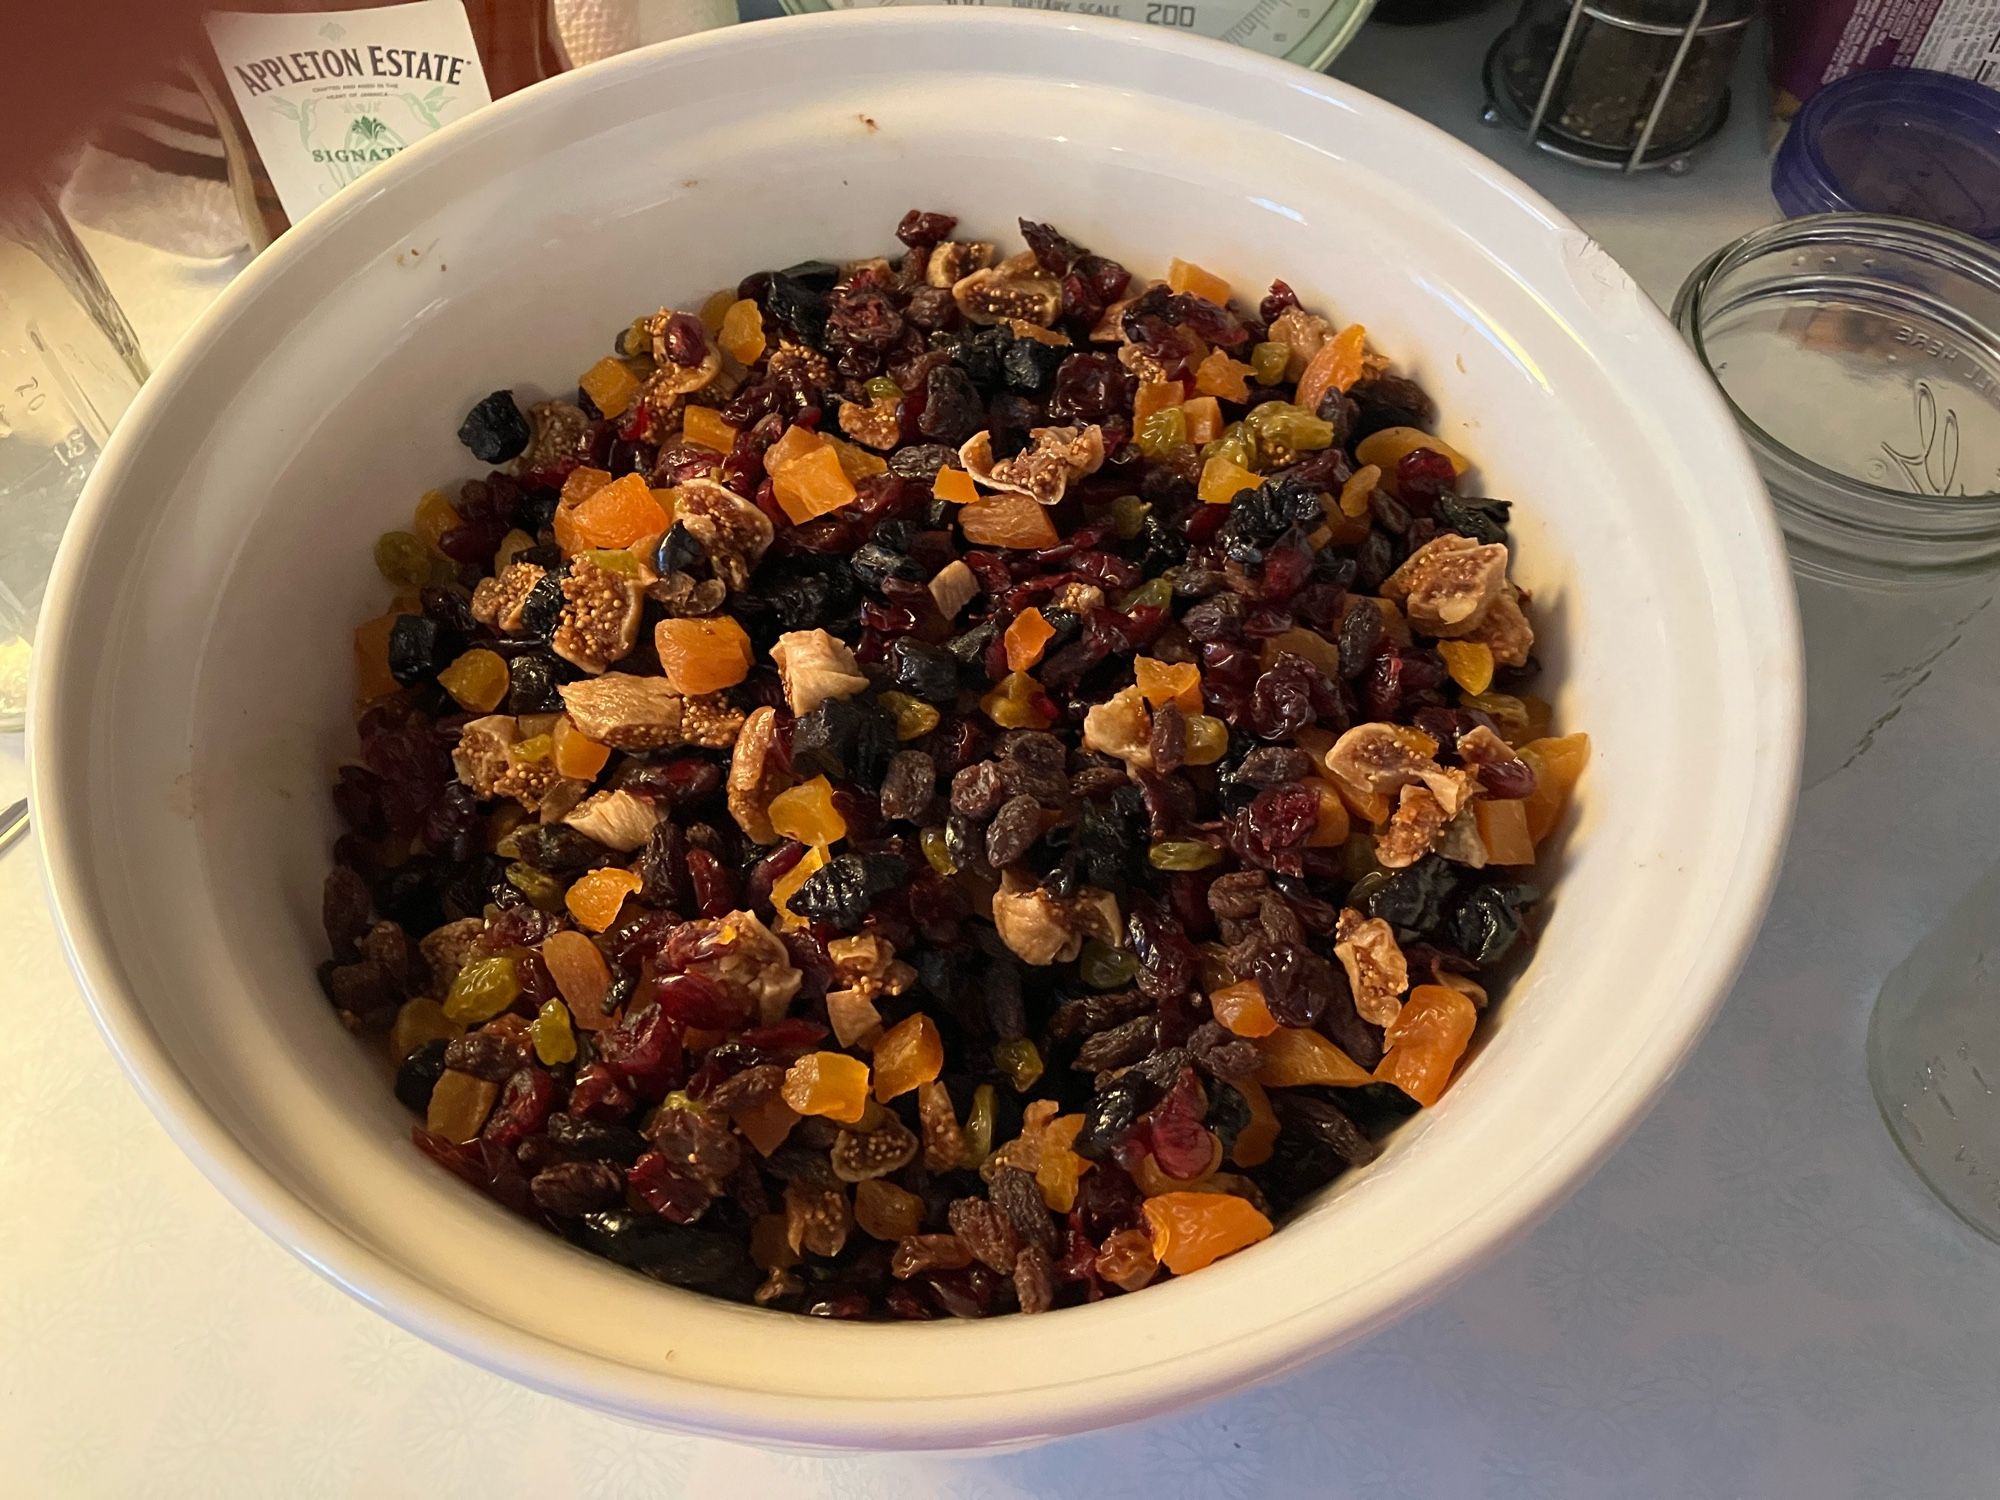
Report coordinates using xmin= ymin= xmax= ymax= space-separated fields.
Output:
xmin=10 ymin=12 xmax=1997 ymax=1497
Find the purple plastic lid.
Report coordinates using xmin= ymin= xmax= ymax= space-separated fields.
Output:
xmin=1773 ymin=69 xmax=2000 ymax=243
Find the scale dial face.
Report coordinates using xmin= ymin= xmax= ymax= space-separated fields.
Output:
xmin=782 ymin=0 xmax=1373 ymax=70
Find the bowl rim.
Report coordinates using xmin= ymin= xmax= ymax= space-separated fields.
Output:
xmin=29 ymin=6 xmax=1802 ymax=1448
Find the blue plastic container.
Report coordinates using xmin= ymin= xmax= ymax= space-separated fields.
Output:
xmin=1773 ymin=69 xmax=2000 ymax=243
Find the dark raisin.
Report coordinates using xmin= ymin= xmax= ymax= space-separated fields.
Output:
xmin=947 ymin=1197 xmax=1020 ymax=1274
xmin=1349 ymin=372 xmax=1436 ymax=442
xmin=950 ymin=761 xmax=1006 ymax=819
xmin=1437 ymin=494 xmax=1512 ymax=546
xmin=1076 ymin=1014 xmax=1158 ymax=1072
xmin=510 ymin=822 xmax=609 ymax=876
xmin=989 ymin=1167 xmax=1059 ymax=1255
xmin=984 ymin=794 xmax=1043 ymax=867
xmin=1012 ymin=1243 xmax=1056 ymax=1315
xmin=1150 ymin=702 xmax=1187 ymax=775
xmin=530 ymin=1160 xmax=624 ymax=1217
xmin=322 ymin=867 xmax=373 ymax=960
xmin=546 ymin=1112 xmax=648 ymax=1164
xmin=457 ymin=389 xmax=531 ymax=464
xmin=1274 ymin=1091 xmax=1381 ymax=1167
xmin=918 ymin=364 xmax=983 ymax=443
xmin=393 ymin=1038 xmax=450 ymax=1112
xmin=444 ymin=1029 xmax=530 ymax=1082
xmin=1232 ymin=747 xmax=1314 ymax=786
xmin=791 ymin=697 xmax=896 ymax=788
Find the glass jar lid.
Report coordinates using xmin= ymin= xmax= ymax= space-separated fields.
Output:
xmin=1773 ymin=69 xmax=2000 ymax=244
xmin=1673 ymin=214 xmax=2000 ymax=579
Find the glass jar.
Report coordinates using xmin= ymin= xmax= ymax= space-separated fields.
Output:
xmin=1484 ymin=0 xmax=1754 ymax=173
xmin=1673 ymin=214 xmax=2000 ymax=789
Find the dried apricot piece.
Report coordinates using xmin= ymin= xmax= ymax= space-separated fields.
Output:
xmin=768 ymin=775 xmax=848 ymax=846
xmin=437 ymin=648 xmax=510 ymax=713
xmin=1132 ymin=380 xmax=1183 ymax=429
xmin=551 ymin=715 xmax=611 ymax=781
xmin=826 ymin=434 xmax=889 ymax=482
xmin=781 ymin=1051 xmax=871 ymax=1124
xmin=655 ymin=615 xmax=753 ymax=695
xmin=1181 ymin=395 xmax=1223 ymax=444
xmin=569 ymin=472 xmax=671 ymax=552
xmin=1520 ymin=732 xmax=1589 ymax=842
xmin=1142 ymin=1190 xmax=1273 ymax=1274
xmin=540 ymin=929 xmax=614 ymax=1029
xmin=579 ymin=355 xmax=643 ymax=419
xmin=1209 ymin=979 xmax=1279 ymax=1038
xmin=353 ymin=613 xmax=399 ymax=702
xmin=1255 ymin=1026 xmax=1373 ymax=1088
xmin=1355 ymin=425 xmax=1471 ymax=480
xmin=1229 ymin=1078 xmax=1280 ymax=1168
xmin=1167 ymin=257 xmax=1231 ymax=305
xmin=1438 ymin=639 xmax=1495 ymax=696
xmin=772 ymin=443 xmax=858 ymax=524
xmin=719 ymin=298 xmax=767 ymax=365
xmin=771 ymin=844 xmax=827 ymax=929
xmin=1134 ymin=655 xmax=1202 ymax=713
xmin=1003 ymin=607 xmax=1056 ymax=672
xmin=565 ymin=867 xmax=642 ymax=932
xmin=873 ymin=1013 xmax=944 ymax=1101
xmin=1375 ymin=983 xmax=1478 ymax=1106
xmin=734 ymin=1093 xmax=800 ymax=1156
xmin=764 ymin=424 xmax=823 ymax=475
xmin=1473 ymin=796 xmax=1536 ymax=865
xmin=960 ymin=493 xmax=1059 ymax=548
xmin=1198 ymin=455 xmax=1260 ymax=506
xmin=1193 ymin=349 xmax=1255 ymax=402
xmin=682 ymin=405 xmax=738 ymax=453
xmin=931 ymin=466 xmax=980 ymax=505
xmin=1295 ymin=322 xmax=1367 ymax=414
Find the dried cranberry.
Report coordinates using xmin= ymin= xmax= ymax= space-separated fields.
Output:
xmin=482 ymin=1066 xmax=555 ymax=1148
xmin=595 ymin=1004 xmax=685 ymax=1095
xmin=1259 ymin=280 xmax=1301 ymax=324
xmin=896 ymin=209 xmax=958 ymax=247
xmin=651 ymin=970 xmax=749 ymax=1030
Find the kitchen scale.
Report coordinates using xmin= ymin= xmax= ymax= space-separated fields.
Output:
xmin=780 ymin=0 xmax=1378 ymax=71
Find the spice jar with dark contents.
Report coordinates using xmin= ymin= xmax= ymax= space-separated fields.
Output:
xmin=325 ymin=210 xmax=1590 ymax=1318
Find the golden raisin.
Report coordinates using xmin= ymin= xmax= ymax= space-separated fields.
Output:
xmin=719 ymin=298 xmax=767 ymax=366
xmin=414 ymin=488 xmax=461 ymax=550
xmin=782 ymin=1051 xmax=871 ymax=1124
xmin=1096 ymin=1226 xmax=1160 ymax=1292
xmin=1143 ymin=1191 xmax=1273 ymax=1274
xmin=655 ymin=615 xmax=753 ymax=695
xmin=1209 ymin=979 xmax=1279 ymax=1038
xmin=531 ymin=998 xmax=578 ymax=1065
xmin=873 ymin=1013 xmax=944 ymax=1101
xmin=1255 ymin=1026 xmax=1373 ymax=1088
xmin=980 ymin=671 xmax=1056 ymax=730
xmin=768 ymin=775 xmax=848 ymax=846
xmin=1295 ymin=322 xmax=1367 ymax=414
xmin=878 ymin=690 xmax=941 ymax=740
xmin=564 ymin=867 xmax=642 ymax=933
xmin=540 ymin=929 xmax=614 ymax=1029
xmin=1035 ymin=1114 xmax=1090 ymax=1212
xmin=854 ymin=1178 xmax=925 ymax=1242
xmin=1438 ymin=639 xmax=1495 ymax=695
xmin=426 ymin=1070 xmax=498 ymax=1144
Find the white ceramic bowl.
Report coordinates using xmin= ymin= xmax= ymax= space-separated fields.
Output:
xmin=31 ymin=10 xmax=1800 ymax=1450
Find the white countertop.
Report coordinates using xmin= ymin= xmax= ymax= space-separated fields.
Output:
xmin=9 ymin=11 xmax=1999 ymax=1497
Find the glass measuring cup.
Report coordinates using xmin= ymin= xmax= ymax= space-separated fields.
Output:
xmin=0 ymin=187 xmax=148 ymax=729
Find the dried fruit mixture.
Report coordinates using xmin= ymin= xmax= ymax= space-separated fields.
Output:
xmin=325 ymin=211 xmax=1590 ymax=1318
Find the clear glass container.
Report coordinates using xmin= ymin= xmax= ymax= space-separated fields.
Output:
xmin=1672 ymin=214 xmax=2000 ymax=789
xmin=1484 ymin=0 xmax=1754 ymax=173
xmin=0 ymin=189 xmax=148 ymax=729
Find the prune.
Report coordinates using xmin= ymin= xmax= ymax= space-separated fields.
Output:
xmin=886 ymin=637 xmax=961 ymax=703
xmin=1449 ymin=883 xmax=1534 ymax=966
xmin=792 ymin=854 xmax=909 ymax=931
xmin=457 ymin=389 xmax=530 ymax=464
xmin=1002 ymin=338 xmax=1066 ymax=394
xmin=393 ymin=1038 xmax=450 ymax=1112
xmin=504 ymin=652 xmax=565 ymax=713
xmin=386 ymin=614 xmax=444 ymax=685
xmin=757 ymin=272 xmax=828 ymax=346
xmin=569 ymin=1210 xmax=742 ymax=1288
xmin=920 ymin=364 xmax=984 ymax=442
xmin=1437 ymin=494 xmax=1512 ymax=546
xmin=792 ymin=696 xmax=896 ymax=788
xmin=518 ymin=569 xmax=567 ymax=642
xmin=850 ymin=541 xmax=922 ymax=590
xmin=1365 ymin=855 xmax=1462 ymax=936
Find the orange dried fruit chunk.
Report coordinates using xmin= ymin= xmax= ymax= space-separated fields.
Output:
xmin=1438 ymin=639 xmax=1495 ymax=696
xmin=437 ymin=647 xmax=509 ymax=713
xmin=1355 ymin=425 xmax=1471 ymax=483
xmin=1256 ymin=1026 xmax=1373 ymax=1088
xmin=540 ymin=929 xmax=614 ymax=1030
xmin=826 ymin=434 xmax=889 ymax=482
xmin=579 ymin=355 xmax=643 ymax=419
xmin=719 ymin=297 xmax=767 ymax=366
xmin=426 ymin=1070 xmax=499 ymax=1144
xmin=390 ymin=997 xmax=462 ymax=1062
xmin=1181 ymin=395 xmax=1223 ymax=444
xmin=772 ymin=443 xmax=857 ymax=524
xmin=873 ymin=1013 xmax=944 ymax=1101
xmin=1036 ymin=1114 xmax=1091 ymax=1212
xmin=1167 ymin=257 xmax=1232 ymax=305
xmin=764 ymin=423 xmax=826 ymax=476
xmin=551 ymin=715 xmax=612 ymax=781
xmin=1307 ymin=781 xmax=1351 ymax=848
xmin=682 ymin=405 xmax=738 ymax=453
xmin=1132 ymin=380 xmax=1183 ymax=428
xmin=1198 ymin=455 xmax=1260 ymax=506
xmin=781 ymin=1051 xmax=871 ymax=1124
xmin=1143 ymin=1190 xmax=1273 ymax=1274
xmin=735 ymin=1093 xmax=800 ymax=1156
xmin=1474 ymin=796 xmax=1536 ymax=866
xmin=1192 ymin=349 xmax=1255 ymax=402
xmin=1209 ymin=979 xmax=1278 ymax=1038
xmin=1521 ymin=732 xmax=1590 ymax=842
xmin=569 ymin=472 xmax=671 ymax=552
xmin=655 ymin=615 xmax=753 ymax=695
xmin=771 ymin=843 xmax=826 ymax=929
xmin=1003 ymin=607 xmax=1057 ymax=672
xmin=854 ymin=1178 xmax=926 ymax=1241
xmin=1337 ymin=463 xmax=1380 ymax=519
xmin=565 ymin=867 xmax=642 ymax=933
xmin=699 ymin=288 xmax=735 ymax=334
xmin=353 ymin=613 xmax=399 ymax=702
xmin=960 ymin=493 xmax=1059 ymax=548
xmin=1134 ymin=656 xmax=1203 ymax=713
xmin=1229 ymin=1078 xmax=1280 ymax=1168
xmin=1295 ymin=322 xmax=1367 ymax=414
xmin=1375 ymin=983 xmax=1478 ymax=1106
xmin=768 ymin=775 xmax=847 ymax=846
xmin=931 ymin=466 xmax=980 ymax=505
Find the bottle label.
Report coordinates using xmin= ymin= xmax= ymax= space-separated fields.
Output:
xmin=205 ymin=2 xmax=492 ymax=223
